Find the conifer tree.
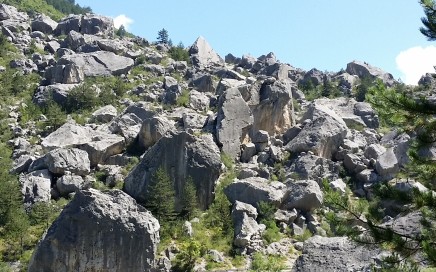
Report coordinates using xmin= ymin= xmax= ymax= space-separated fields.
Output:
xmin=146 ymin=167 xmax=175 ymax=220
xmin=180 ymin=177 xmax=198 ymax=220
xmin=157 ymin=28 xmax=169 ymax=44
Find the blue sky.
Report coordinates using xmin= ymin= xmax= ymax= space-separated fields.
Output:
xmin=76 ymin=0 xmax=436 ymax=85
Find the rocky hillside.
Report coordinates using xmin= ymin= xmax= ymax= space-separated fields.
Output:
xmin=0 ymin=2 xmax=434 ymax=272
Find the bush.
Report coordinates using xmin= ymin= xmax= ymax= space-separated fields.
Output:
xmin=176 ymin=89 xmax=190 ymax=107
xmin=250 ymin=252 xmax=286 ymax=271
xmin=169 ymin=42 xmax=190 ymax=63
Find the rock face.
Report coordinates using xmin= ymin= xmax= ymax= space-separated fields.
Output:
xmin=19 ymin=170 xmax=51 ymax=207
xmin=216 ymin=88 xmax=253 ymax=159
xmin=31 ymin=14 xmax=57 ymax=34
xmin=293 ymin=236 xmax=380 ymax=272
xmin=346 ymin=60 xmax=395 ymax=86
xmin=55 ymin=51 xmax=134 ymax=77
xmin=285 ymin=102 xmax=348 ymax=159
xmin=138 ymin=116 xmax=174 ymax=149
xmin=28 ymin=189 xmax=160 ymax=272
xmin=189 ymin=36 xmax=223 ymax=67
xmin=55 ymin=14 xmax=113 ymax=36
xmin=124 ymin=132 xmax=222 ymax=209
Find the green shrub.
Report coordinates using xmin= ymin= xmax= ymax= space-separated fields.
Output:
xmin=250 ymin=252 xmax=286 ymax=271
xmin=173 ymin=239 xmax=204 ymax=272
xmin=169 ymin=42 xmax=190 ymax=62
xmin=176 ymin=89 xmax=190 ymax=107
xmin=220 ymin=152 xmax=234 ymax=169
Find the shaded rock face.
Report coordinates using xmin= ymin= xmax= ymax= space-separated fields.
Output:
xmin=138 ymin=116 xmax=174 ymax=149
xmin=251 ymin=79 xmax=294 ymax=135
xmin=292 ymin=236 xmax=381 ymax=272
xmin=189 ymin=36 xmax=223 ymax=68
xmin=28 ymin=189 xmax=160 ymax=272
xmin=346 ymin=60 xmax=395 ymax=86
xmin=216 ymin=88 xmax=253 ymax=159
xmin=124 ymin=132 xmax=222 ymax=209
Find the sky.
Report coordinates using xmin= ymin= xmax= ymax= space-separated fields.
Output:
xmin=75 ymin=0 xmax=436 ymax=85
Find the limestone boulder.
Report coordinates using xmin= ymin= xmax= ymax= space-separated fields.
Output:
xmin=28 ymin=189 xmax=160 ymax=272
xmin=124 ymin=132 xmax=221 ymax=209
xmin=19 ymin=170 xmax=52 ymax=207
xmin=285 ymin=102 xmax=348 ymax=159
xmin=189 ymin=36 xmax=223 ymax=68
xmin=31 ymin=14 xmax=57 ymax=34
xmin=56 ymin=174 xmax=85 ymax=196
xmin=375 ymin=148 xmax=399 ymax=180
xmin=292 ymin=236 xmax=381 ymax=272
xmin=91 ymin=105 xmax=118 ymax=123
xmin=216 ymin=88 xmax=253 ymax=159
xmin=138 ymin=116 xmax=174 ymax=149
xmin=224 ymin=177 xmax=286 ymax=208
xmin=282 ymin=180 xmax=323 ymax=212
xmin=346 ymin=60 xmax=395 ymax=86
xmin=45 ymin=148 xmax=91 ymax=176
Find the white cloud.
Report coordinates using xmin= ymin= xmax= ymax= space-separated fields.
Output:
xmin=396 ymin=46 xmax=436 ymax=85
xmin=113 ymin=14 xmax=133 ymax=30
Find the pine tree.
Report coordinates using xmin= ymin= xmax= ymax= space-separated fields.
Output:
xmin=180 ymin=177 xmax=198 ymax=220
xmin=146 ymin=167 xmax=175 ymax=220
xmin=157 ymin=28 xmax=169 ymax=44
xmin=420 ymin=0 xmax=436 ymax=40
xmin=116 ymin=25 xmax=127 ymax=38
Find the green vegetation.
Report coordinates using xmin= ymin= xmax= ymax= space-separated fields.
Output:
xmin=145 ymin=168 xmax=176 ymax=220
xmin=250 ymin=252 xmax=286 ymax=272
xmin=169 ymin=42 xmax=190 ymax=63
xmin=157 ymin=28 xmax=169 ymax=44
xmin=176 ymin=89 xmax=190 ymax=107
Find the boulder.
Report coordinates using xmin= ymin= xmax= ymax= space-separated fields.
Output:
xmin=364 ymin=143 xmax=386 ymax=160
xmin=56 ymin=51 xmax=134 ymax=77
xmin=28 ymin=189 xmax=160 ymax=272
xmin=251 ymin=80 xmax=294 ymax=135
xmin=124 ymin=132 xmax=222 ymax=209
xmin=288 ymin=153 xmax=341 ymax=182
xmin=138 ymin=116 xmax=174 ymax=149
xmin=66 ymin=30 xmax=85 ymax=51
xmin=91 ymin=105 xmax=118 ymax=123
xmin=216 ymin=88 xmax=253 ymax=159
xmin=282 ymin=180 xmax=323 ymax=212
xmin=375 ymin=148 xmax=399 ymax=179
xmin=31 ymin=14 xmax=57 ymax=34
xmin=163 ymin=76 xmax=182 ymax=104
xmin=97 ymin=39 xmax=126 ymax=54
xmin=224 ymin=177 xmax=286 ymax=208
xmin=346 ymin=60 xmax=395 ymax=86
xmin=233 ymin=212 xmax=262 ymax=248
xmin=189 ymin=90 xmax=210 ymax=111
xmin=189 ymin=36 xmax=223 ymax=68
xmin=55 ymin=14 xmax=113 ymax=36
xmin=45 ymin=148 xmax=91 ymax=176
xmin=19 ymin=170 xmax=52 ymax=207
xmin=44 ymin=63 xmax=85 ymax=85
xmin=274 ymin=209 xmax=298 ymax=224
xmin=54 ymin=14 xmax=81 ymax=36
xmin=191 ymin=73 xmax=215 ymax=93
xmin=285 ymin=102 xmax=348 ymax=159
xmin=56 ymin=174 xmax=85 ymax=196
xmin=292 ymin=236 xmax=380 ymax=272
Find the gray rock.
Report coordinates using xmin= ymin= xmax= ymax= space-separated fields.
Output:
xmin=11 ymin=154 xmax=33 ymax=174
xmin=329 ymin=179 xmax=347 ymax=194
xmin=224 ymin=177 xmax=286 ymax=208
xmin=364 ymin=143 xmax=386 ymax=160
xmin=375 ymin=148 xmax=399 ymax=179
xmin=45 ymin=148 xmax=91 ymax=176
xmin=285 ymin=102 xmax=347 ymax=159
xmin=56 ymin=174 xmax=84 ymax=196
xmin=292 ymin=235 xmax=380 ymax=272
xmin=54 ymin=14 xmax=81 ymax=35
xmin=183 ymin=221 xmax=193 ymax=237
xmin=288 ymin=153 xmax=341 ymax=182
xmin=97 ymin=39 xmax=126 ymax=54
xmin=91 ymin=105 xmax=117 ymax=123
xmin=66 ymin=30 xmax=85 ymax=51
xmin=232 ymin=201 xmax=258 ymax=221
xmin=343 ymin=153 xmax=366 ymax=174
xmin=346 ymin=60 xmax=395 ymax=86
xmin=207 ymin=249 xmax=225 ymax=263
xmin=28 ymin=189 xmax=160 ymax=272
xmin=182 ymin=110 xmax=207 ymax=129
xmin=31 ymin=14 xmax=57 ymax=34
xmin=282 ymin=180 xmax=323 ymax=212
xmin=189 ymin=90 xmax=210 ymax=111
xmin=251 ymin=80 xmax=294 ymax=135
xmin=356 ymin=169 xmax=379 ymax=184
xmin=191 ymin=73 xmax=215 ymax=93
xmin=274 ymin=208 xmax=298 ymax=224
xmin=189 ymin=36 xmax=223 ymax=68
xmin=240 ymin=143 xmax=257 ymax=163
xmin=162 ymin=76 xmax=182 ymax=104
xmin=216 ymin=88 xmax=253 ymax=159
xmin=125 ymin=132 xmax=221 ymax=209
xmin=138 ymin=116 xmax=174 ymax=149
xmin=19 ymin=170 xmax=52 ymax=207
xmin=56 ymin=51 xmax=134 ymax=77
xmin=45 ymin=63 xmax=85 ymax=84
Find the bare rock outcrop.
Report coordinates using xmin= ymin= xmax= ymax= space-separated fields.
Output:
xmin=28 ymin=189 xmax=160 ymax=272
xmin=189 ymin=36 xmax=224 ymax=68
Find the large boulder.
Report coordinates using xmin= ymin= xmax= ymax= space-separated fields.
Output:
xmin=251 ymin=79 xmax=294 ymax=135
xmin=19 ymin=170 xmax=52 ymax=208
xmin=282 ymin=180 xmax=323 ymax=212
xmin=224 ymin=177 xmax=286 ymax=208
xmin=55 ymin=14 xmax=113 ymax=36
xmin=346 ymin=60 xmax=395 ymax=86
xmin=292 ymin=236 xmax=381 ymax=272
xmin=285 ymin=102 xmax=348 ymax=159
xmin=41 ymin=121 xmax=125 ymax=167
xmin=45 ymin=148 xmax=91 ymax=176
xmin=216 ymin=88 xmax=253 ymax=159
xmin=288 ymin=153 xmax=341 ymax=182
xmin=31 ymin=14 xmax=57 ymax=34
xmin=189 ymin=36 xmax=223 ymax=68
xmin=56 ymin=51 xmax=134 ymax=77
xmin=375 ymin=147 xmax=399 ymax=180
xmin=138 ymin=116 xmax=174 ymax=149
xmin=28 ymin=189 xmax=160 ymax=272
xmin=124 ymin=132 xmax=222 ymax=209
xmin=56 ymin=174 xmax=85 ymax=196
